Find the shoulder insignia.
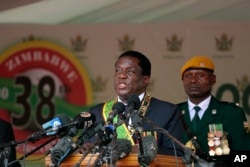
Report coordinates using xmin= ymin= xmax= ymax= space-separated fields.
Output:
xmin=212 ymin=110 xmax=217 ymax=115
xmin=220 ymin=101 xmax=240 ymax=108
xmin=182 ymin=110 xmax=185 ymax=115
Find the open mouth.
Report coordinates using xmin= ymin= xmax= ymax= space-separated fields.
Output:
xmin=118 ymin=82 xmax=127 ymax=89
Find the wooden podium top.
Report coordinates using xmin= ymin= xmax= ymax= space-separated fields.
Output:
xmin=45 ymin=153 xmax=185 ymax=167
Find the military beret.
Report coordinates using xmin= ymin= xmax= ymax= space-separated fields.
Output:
xmin=181 ymin=55 xmax=214 ymax=78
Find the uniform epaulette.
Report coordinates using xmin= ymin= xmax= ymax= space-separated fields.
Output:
xmin=220 ymin=101 xmax=240 ymax=108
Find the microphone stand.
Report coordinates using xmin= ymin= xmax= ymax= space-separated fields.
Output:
xmin=93 ymin=118 xmax=123 ymax=167
xmin=0 ymin=140 xmax=26 ymax=150
xmin=0 ymin=140 xmax=24 ymax=167
xmin=135 ymin=131 xmax=149 ymax=167
xmin=106 ymin=121 xmax=120 ymax=167
xmin=91 ymin=137 xmax=107 ymax=167
xmin=95 ymin=124 xmax=118 ymax=167
xmin=73 ymin=143 xmax=95 ymax=167
xmin=73 ymin=124 xmax=105 ymax=167
xmin=130 ymin=110 xmax=149 ymax=167
xmin=1 ymin=146 xmax=10 ymax=167
xmin=18 ymin=136 xmax=57 ymax=160
xmin=6 ymin=136 xmax=57 ymax=167
xmin=138 ymin=112 xmax=208 ymax=166
xmin=0 ymin=140 xmax=29 ymax=167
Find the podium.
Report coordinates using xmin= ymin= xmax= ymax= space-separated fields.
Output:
xmin=45 ymin=153 xmax=185 ymax=167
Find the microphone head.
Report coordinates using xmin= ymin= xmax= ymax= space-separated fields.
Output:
xmin=80 ymin=121 xmax=104 ymax=140
xmin=104 ymin=139 xmax=132 ymax=165
xmin=56 ymin=114 xmax=77 ymax=137
xmin=101 ymin=125 xmax=114 ymax=145
xmin=57 ymin=114 xmax=71 ymax=124
xmin=118 ymin=113 xmax=126 ymax=121
xmin=74 ymin=112 xmax=96 ymax=129
xmin=128 ymin=95 xmax=141 ymax=110
xmin=138 ymin=135 xmax=158 ymax=165
xmin=42 ymin=114 xmax=71 ymax=137
xmin=42 ymin=114 xmax=70 ymax=130
xmin=50 ymin=136 xmax=74 ymax=165
xmin=114 ymin=139 xmax=132 ymax=159
xmin=112 ymin=102 xmax=125 ymax=114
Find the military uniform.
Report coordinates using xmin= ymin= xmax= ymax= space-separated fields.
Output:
xmin=178 ymin=96 xmax=250 ymax=164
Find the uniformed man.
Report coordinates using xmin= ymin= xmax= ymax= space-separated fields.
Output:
xmin=177 ymin=56 xmax=250 ymax=166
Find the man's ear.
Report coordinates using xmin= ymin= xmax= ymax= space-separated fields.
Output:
xmin=212 ymin=74 xmax=216 ymax=85
xmin=143 ymin=75 xmax=150 ymax=85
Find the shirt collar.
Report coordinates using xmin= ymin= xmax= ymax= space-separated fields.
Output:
xmin=188 ymin=95 xmax=211 ymax=111
xmin=118 ymin=92 xmax=145 ymax=105
xmin=188 ymin=95 xmax=211 ymax=119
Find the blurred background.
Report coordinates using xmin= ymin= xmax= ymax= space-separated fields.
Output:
xmin=0 ymin=0 xmax=249 ymax=24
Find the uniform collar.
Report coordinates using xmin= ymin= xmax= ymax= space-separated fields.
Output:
xmin=188 ymin=95 xmax=211 ymax=119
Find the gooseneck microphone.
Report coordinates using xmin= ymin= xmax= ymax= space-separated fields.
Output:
xmin=73 ymin=112 xmax=96 ymax=129
xmin=126 ymin=94 xmax=141 ymax=119
xmin=27 ymin=114 xmax=71 ymax=142
xmin=42 ymin=114 xmax=70 ymax=132
xmin=50 ymin=136 xmax=75 ymax=167
xmin=138 ymin=111 xmax=208 ymax=165
xmin=106 ymin=102 xmax=125 ymax=124
xmin=6 ymin=114 xmax=72 ymax=167
xmin=73 ymin=122 xmax=105 ymax=167
xmin=103 ymin=139 xmax=132 ymax=166
xmin=28 ymin=112 xmax=96 ymax=142
xmin=51 ymin=112 xmax=96 ymax=134
xmin=126 ymin=95 xmax=158 ymax=166
xmin=138 ymin=135 xmax=157 ymax=166
xmin=49 ymin=112 xmax=97 ymax=167
xmin=92 ymin=125 xmax=115 ymax=167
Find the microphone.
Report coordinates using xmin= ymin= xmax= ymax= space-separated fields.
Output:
xmin=91 ymin=125 xmax=115 ymax=167
xmin=101 ymin=124 xmax=115 ymax=146
xmin=72 ymin=122 xmax=105 ymax=167
xmin=138 ymin=135 xmax=157 ymax=166
xmin=46 ymin=112 xmax=96 ymax=137
xmin=42 ymin=114 xmax=70 ymax=135
xmin=50 ymin=120 xmax=101 ymax=167
xmin=138 ymin=115 xmax=208 ymax=165
xmin=75 ymin=121 xmax=106 ymax=153
xmin=49 ymin=136 xmax=76 ymax=167
xmin=73 ymin=111 xmax=96 ymax=129
xmin=106 ymin=102 xmax=125 ymax=124
xmin=126 ymin=95 xmax=141 ymax=118
xmin=78 ymin=122 xmax=104 ymax=141
xmin=28 ymin=114 xmax=71 ymax=142
xmin=103 ymin=139 xmax=132 ymax=165
xmin=116 ymin=113 xmax=127 ymax=126
xmin=88 ymin=123 xmax=115 ymax=155
xmin=28 ymin=112 xmax=96 ymax=142
xmin=125 ymin=95 xmax=157 ymax=165
xmin=79 ymin=122 xmax=115 ymax=155
xmin=49 ymin=122 xmax=106 ymax=167
xmin=50 ymin=121 xmax=113 ymax=167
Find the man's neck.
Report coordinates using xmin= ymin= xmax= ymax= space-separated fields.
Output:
xmin=188 ymin=94 xmax=211 ymax=105
xmin=118 ymin=92 xmax=145 ymax=104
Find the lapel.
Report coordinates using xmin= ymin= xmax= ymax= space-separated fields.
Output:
xmin=182 ymin=96 xmax=221 ymax=133
xmin=182 ymin=104 xmax=193 ymax=131
xmin=196 ymin=96 xmax=221 ymax=133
